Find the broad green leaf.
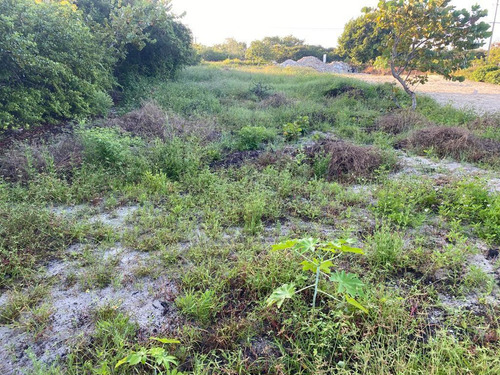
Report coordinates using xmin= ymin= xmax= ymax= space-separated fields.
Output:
xmin=301 ymin=259 xmax=333 ymax=274
xmin=115 ymin=357 xmax=128 ymax=369
xmin=271 ymin=240 xmax=298 ymax=251
xmin=345 ymin=295 xmax=368 ymax=313
xmin=148 ymin=347 xmax=166 ymax=357
xmin=330 ymin=271 xmax=365 ymax=297
xmin=339 ymin=245 xmax=364 ymax=255
xmin=294 ymin=238 xmax=318 ymax=254
xmin=157 ymin=354 xmax=178 ymax=368
xmin=150 ymin=337 xmax=181 ymax=344
xmin=301 ymin=259 xmax=318 ymax=273
xmin=266 ymin=283 xmax=296 ymax=308
xmin=127 ymin=351 xmax=147 ymax=366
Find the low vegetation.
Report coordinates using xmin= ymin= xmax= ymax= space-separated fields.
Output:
xmin=0 ymin=63 xmax=499 ymax=374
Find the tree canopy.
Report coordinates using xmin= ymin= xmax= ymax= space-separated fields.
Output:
xmin=374 ymin=0 xmax=491 ymax=109
xmin=336 ymin=7 xmax=390 ymax=65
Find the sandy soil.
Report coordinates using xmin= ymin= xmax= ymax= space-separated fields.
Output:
xmin=343 ymin=74 xmax=500 ymax=114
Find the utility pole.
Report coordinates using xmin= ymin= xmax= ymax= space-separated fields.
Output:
xmin=487 ymin=0 xmax=499 ymax=61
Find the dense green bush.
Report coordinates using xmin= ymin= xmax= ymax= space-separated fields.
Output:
xmin=0 ymin=0 xmax=194 ymax=130
xmin=237 ymin=126 xmax=276 ymax=150
xmin=484 ymin=69 xmax=500 ymax=84
xmin=0 ymin=0 xmax=115 ymax=129
xmin=470 ymin=65 xmax=500 ymax=82
xmin=76 ymin=0 xmax=195 ymax=78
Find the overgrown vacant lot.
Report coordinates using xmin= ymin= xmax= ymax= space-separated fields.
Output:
xmin=1 ymin=65 xmax=500 ymax=374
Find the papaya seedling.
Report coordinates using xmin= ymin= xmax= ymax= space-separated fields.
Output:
xmin=266 ymin=238 xmax=367 ymax=312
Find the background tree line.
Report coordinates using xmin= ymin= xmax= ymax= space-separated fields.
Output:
xmin=195 ymin=36 xmax=339 ymax=63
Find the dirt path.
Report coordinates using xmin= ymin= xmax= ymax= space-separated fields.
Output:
xmin=343 ymin=73 xmax=500 ymax=114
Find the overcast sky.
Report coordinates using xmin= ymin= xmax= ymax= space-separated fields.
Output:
xmin=171 ymin=0 xmax=499 ymax=48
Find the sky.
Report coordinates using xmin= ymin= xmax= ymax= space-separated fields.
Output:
xmin=171 ymin=0 xmax=500 ymax=48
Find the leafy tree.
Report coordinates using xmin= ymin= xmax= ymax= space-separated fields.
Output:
xmin=337 ymin=7 xmax=390 ymax=65
xmin=245 ymin=40 xmax=274 ymax=62
xmin=0 ymin=0 xmax=115 ymax=129
xmin=245 ymin=35 xmax=335 ymax=63
xmin=374 ymin=0 xmax=491 ymax=109
xmin=76 ymin=0 xmax=195 ymax=77
xmin=195 ymin=38 xmax=247 ymax=61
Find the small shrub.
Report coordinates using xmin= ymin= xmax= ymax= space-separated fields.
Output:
xmin=484 ymin=69 xmax=500 ymax=85
xmin=471 ymin=65 xmax=499 ymax=82
xmin=79 ymin=127 xmax=143 ymax=172
xmin=250 ymin=82 xmax=273 ymax=99
xmin=283 ymin=116 xmax=309 ymax=141
xmin=148 ymin=138 xmax=202 ymax=180
xmin=237 ymin=126 xmax=276 ymax=151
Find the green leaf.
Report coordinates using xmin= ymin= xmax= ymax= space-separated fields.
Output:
xmin=266 ymin=283 xmax=296 ymax=308
xmin=157 ymin=354 xmax=178 ymax=368
xmin=148 ymin=347 xmax=166 ymax=357
xmin=127 ymin=351 xmax=147 ymax=366
xmin=271 ymin=240 xmax=298 ymax=251
xmin=301 ymin=259 xmax=333 ymax=274
xmin=330 ymin=271 xmax=365 ymax=297
xmin=294 ymin=238 xmax=318 ymax=254
xmin=345 ymin=295 xmax=368 ymax=313
xmin=115 ymin=357 xmax=128 ymax=369
xmin=150 ymin=337 xmax=181 ymax=344
xmin=339 ymin=245 xmax=364 ymax=254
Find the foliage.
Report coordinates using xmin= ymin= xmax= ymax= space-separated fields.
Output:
xmin=195 ymin=38 xmax=247 ymax=61
xmin=0 ymin=0 xmax=114 ymax=129
xmin=244 ymin=35 xmax=336 ymax=63
xmin=115 ymin=337 xmax=181 ymax=373
xmin=337 ymin=7 xmax=390 ymax=65
xmin=78 ymin=127 xmax=144 ymax=174
xmin=237 ymin=126 xmax=276 ymax=150
xmin=374 ymin=0 xmax=491 ymax=109
xmin=267 ymin=238 xmax=367 ymax=311
xmin=250 ymin=82 xmax=273 ymax=99
xmin=175 ymin=289 xmax=220 ymax=325
xmin=283 ymin=116 xmax=309 ymax=141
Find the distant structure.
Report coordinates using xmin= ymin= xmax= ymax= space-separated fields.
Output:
xmin=279 ymin=56 xmax=354 ymax=73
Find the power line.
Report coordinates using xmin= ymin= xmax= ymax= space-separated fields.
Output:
xmin=487 ymin=0 xmax=499 ymax=60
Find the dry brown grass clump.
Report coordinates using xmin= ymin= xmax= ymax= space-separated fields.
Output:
xmin=406 ymin=126 xmax=500 ymax=162
xmin=167 ymin=114 xmax=221 ymax=144
xmin=111 ymin=100 xmax=168 ymax=140
xmin=0 ymin=134 xmax=83 ymax=182
xmin=466 ymin=113 xmax=500 ymax=132
xmin=309 ymin=140 xmax=384 ymax=182
xmin=376 ymin=109 xmax=430 ymax=135
xmin=258 ymin=93 xmax=289 ymax=109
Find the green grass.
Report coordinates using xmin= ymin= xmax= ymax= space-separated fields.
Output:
xmin=0 ymin=64 xmax=499 ymax=374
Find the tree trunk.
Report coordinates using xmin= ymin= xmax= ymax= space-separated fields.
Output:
xmin=390 ymin=56 xmax=417 ymax=110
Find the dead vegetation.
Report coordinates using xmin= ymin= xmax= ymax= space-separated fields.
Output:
xmin=110 ymin=100 xmax=168 ymax=140
xmin=324 ymin=84 xmax=365 ymax=99
xmin=376 ymin=109 xmax=430 ymax=134
xmin=308 ymin=140 xmax=385 ymax=182
xmin=0 ymin=134 xmax=83 ymax=182
xmin=258 ymin=93 xmax=289 ymax=108
xmin=405 ymin=126 xmax=500 ymax=162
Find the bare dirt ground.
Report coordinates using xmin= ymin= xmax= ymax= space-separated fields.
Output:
xmin=344 ymin=74 xmax=500 ymax=114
